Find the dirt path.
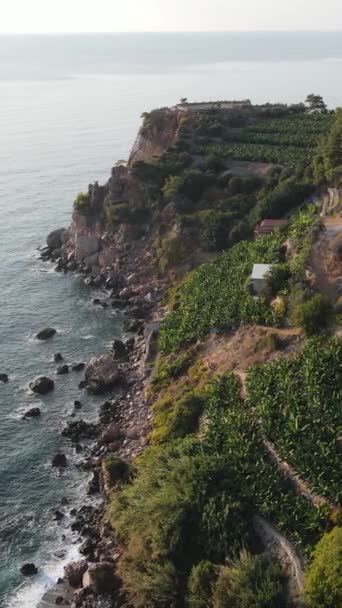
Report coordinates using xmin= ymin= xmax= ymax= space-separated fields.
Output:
xmin=253 ymin=515 xmax=305 ymax=606
xmin=263 ymin=440 xmax=333 ymax=511
xmin=310 ymin=217 xmax=342 ymax=304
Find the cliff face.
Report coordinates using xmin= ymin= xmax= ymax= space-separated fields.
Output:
xmin=59 ymin=108 xmax=188 ymax=287
xmin=128 ymin=108 xmax=182 ymax=165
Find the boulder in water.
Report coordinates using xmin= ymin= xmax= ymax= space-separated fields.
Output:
xmin=21 ymin=563 xmax=38 ymax=576
xmin=52 ymin=453 xmax=67 ymax=468
xmin=54 ymin=353 xmax=64 ymax=363
xmin=47 ymin=228 xmax=65 ymax=251
xmin=0 ymin=373 xmax=8 ymax=383
xmin=36 ymin=327 xmax=56 ymax=340
xmin=23 ymin=407 xmax=41 ymax=419
xmin=72 ymin=362 xmax=85 ymax=372
xmin=29 ymin=376 xmax=54 ymax=394
xmin=56 ymin=364 xmax=69 ymax=375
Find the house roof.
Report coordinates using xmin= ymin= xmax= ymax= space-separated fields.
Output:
xmin=251 ymin=264 xmax=272 ymax=280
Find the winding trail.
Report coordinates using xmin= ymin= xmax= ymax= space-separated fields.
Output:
xmin=263 ymin=440 xmax=333 ymax=511
xmin=253 ymin=515 xmax=305 ymax=605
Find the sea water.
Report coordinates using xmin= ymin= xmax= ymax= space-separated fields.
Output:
xmin=0 ymin=32 xmax=341 ymax=607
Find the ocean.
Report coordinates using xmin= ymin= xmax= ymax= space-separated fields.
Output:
xmin=0 ymin=31 xmax=341 ymax=607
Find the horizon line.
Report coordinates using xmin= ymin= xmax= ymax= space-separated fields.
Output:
xmin=1 ymin=29 xmax=342 ymax=35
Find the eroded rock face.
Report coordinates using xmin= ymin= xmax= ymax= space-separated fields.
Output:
xmin=75 ymin=235 xmax=100 ymax=262
xmin=47 ymin=228 xmax=65 ymax=251
xmin=64 ymin=560 xmax=88 ymax=588
xmin=85 ymin=355 xmax=120 ymax=394
xmin=29 ymin=376 xmax=54 ymax=394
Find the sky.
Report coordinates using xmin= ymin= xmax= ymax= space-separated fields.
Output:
xmin=0 ymin=0 xmax=341 ymax=33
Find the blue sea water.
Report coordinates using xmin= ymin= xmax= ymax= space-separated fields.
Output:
xmin=0 ymin=31 xmax=342 ymax=607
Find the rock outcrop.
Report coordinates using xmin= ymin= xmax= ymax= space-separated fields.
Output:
xmin=85 ymin=355 xmax=120 ymax=394
xmin=29 ymin=376 xmax=54 ymax=394
xmin=128 ymin=108 xmax=181 ymax=165
xmin=47 ymin=228 xmax=65 ymax=251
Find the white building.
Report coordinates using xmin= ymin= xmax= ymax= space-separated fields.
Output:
xmin=251 ymin=264 xmax=272 ymax=295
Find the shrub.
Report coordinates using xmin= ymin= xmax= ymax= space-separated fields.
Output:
xmin=205 ymin=154 xmax=226 ymax=173
xmin=151 ymin=390 xmax=205 ymax=444
xmin=103 ymin=456 xmax=131 ymax=485
xmin=228 ymin=177 xmax=244 ymax=195
xmin=212 ymin=551 xmax=286 ymax=608
xmin=291 ymin=293 xmax=331 ymax=335
xmin=155 ymin=234 xmax=189 ymax=273
xmin=74 ymin=192 xmax=91 ymax=213
xmin=305 ymin=527 xmax=342 ymax=608
xmin=163 ymin=175 xmax=183 ymax=201
xmin=109 ymin=440 xmax=252 ymax=607
xmin=199 ymin=210 xmax=232 ymax=251
xmin=187 ymin=561 xmax=218 ymax=608
xmin=261 ymin=263 xmax=291 ymax=299
xmin=105 ymin=202 xmax=131 ymax=223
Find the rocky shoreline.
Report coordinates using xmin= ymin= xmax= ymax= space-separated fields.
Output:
xmin=33 ymin=230 xmax=165 ymax=608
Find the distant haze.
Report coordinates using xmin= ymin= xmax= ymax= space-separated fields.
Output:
xmin=1 ymin=0 xmax=342 ymax=33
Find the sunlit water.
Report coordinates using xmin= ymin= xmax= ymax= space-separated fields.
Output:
xmin=0 ymin=32 xmax=341 ymax=607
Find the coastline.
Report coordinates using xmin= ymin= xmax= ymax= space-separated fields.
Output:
xmin=32 ymin=243 xmax=164 ymax=608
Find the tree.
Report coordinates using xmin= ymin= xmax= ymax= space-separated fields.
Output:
xmin=305 ymin=94 xmax=328 ymax=113
xmin=305 ymin=527 xmax=342 ymax=608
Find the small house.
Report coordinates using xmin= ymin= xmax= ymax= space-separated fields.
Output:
xmin=254 ymin=219 xmax=288 ymax=238
xmin=251 ymin=264 xmax=272 ymax=295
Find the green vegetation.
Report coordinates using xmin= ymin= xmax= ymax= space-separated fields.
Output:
xmin=109 ymin=371 xmax=329 ymax=608
xmin=102 ymin=456 xmax=132 ymax=485
xmin=74 ymin=191 xmax=91 ymax=213
xmin=104 ymin=102 xmax=342 ymax=608
xmin=304 ymin=527 xmax=342 ymax=608
xmin=159 ymin=208 xmax=320 ymax=352
xmin=211 ymin=551 xmax=286 ymax=608
xmin=247 ymin=338 xmax=342 ymax=502
xmin=195 ymin=113 xmax=331 ymax=168
xmin=312 ymin=108 xmax=342 ymax=185
xmin=290 ymin=293 xmax=331 ymax=335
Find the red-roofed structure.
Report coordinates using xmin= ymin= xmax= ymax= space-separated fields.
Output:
xmin=254 ymin=219 xmax=288 ymax=238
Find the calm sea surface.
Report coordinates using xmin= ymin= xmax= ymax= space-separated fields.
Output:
xmin=0 ymin=32 xmax=341 ymax=607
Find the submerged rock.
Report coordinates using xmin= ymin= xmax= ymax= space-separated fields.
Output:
xmin=85 ymin=355 xmax=120 ymax=394
xmin=29 ymin=376 xmax=54 ymax=394
xmin=0 ymin=373 xmax=9 ymax=383
xmin=21 ymin=563 xmax=38 ymax=576
xmin=72 ymin=362 xmax=85 ymax=372
xmin=23 ymin=407 xmax=41 ymax=419
xmin=36 ymin=327 xmax=56 ymax=340
xmin=56 ymin=364 xmax=69 ymax=375
xmin=52 ymin=453 xmax=67 ymax=468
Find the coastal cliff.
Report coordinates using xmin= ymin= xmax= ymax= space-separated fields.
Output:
xmin=44 ymin=102 xmax=342 ymax=608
